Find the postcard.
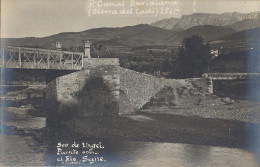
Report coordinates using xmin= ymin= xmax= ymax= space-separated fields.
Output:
xmin=1 ymin=0 xmax=260 ymax=166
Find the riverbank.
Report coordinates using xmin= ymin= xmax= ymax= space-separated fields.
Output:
xmin=59 ymin=112 xmax=257 ymax=149
xmin=52 ymin=92 xmax=260 ymax=149
xmin=141 ymin=97 xmax=260 ymax=124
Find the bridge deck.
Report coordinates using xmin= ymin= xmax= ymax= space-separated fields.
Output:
xmin=203 ymin=73 xmax=260 ymax=80
xmin=0 ymin=45 xmax=83 ymax=70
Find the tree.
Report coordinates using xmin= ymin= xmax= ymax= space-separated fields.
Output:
xmin=172 ymin=35 xmax=211 ymax=78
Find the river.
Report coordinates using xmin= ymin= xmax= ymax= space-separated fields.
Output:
xmin=0 ymin=115 xmax=258 ymax=167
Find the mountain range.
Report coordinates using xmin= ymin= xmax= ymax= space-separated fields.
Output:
xmin=151 ymin=11 xmax=260 ymax=31
xmin=1 ymin=11 xmax=260 ymax=49
xmin=1 ymin=25 xmax=174 ymax=48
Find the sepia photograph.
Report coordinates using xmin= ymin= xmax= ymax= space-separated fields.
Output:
xmin=1 ymin=0 xmax=260 ymax=166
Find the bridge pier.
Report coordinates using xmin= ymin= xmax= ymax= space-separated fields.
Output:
xmin=45 ymin=64 xmax=121 ymax=123
xmin=83 ymin=40 xmax=91 ymax=58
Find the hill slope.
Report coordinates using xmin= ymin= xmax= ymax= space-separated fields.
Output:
xmin=227 ymin=19 xmax=260 ymax=32
xmin=165 ymin=25 xmax=236 ymax=43
xmin=219 ymin=27 xmax=260 ymax=42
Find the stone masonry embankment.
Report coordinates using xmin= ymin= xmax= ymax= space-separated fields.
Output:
xmin=118 ymin=67 xmax=165 ymax=114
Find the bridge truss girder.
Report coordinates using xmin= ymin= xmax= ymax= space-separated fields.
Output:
xmin=0 ymin=46 xmax=84 ymax=70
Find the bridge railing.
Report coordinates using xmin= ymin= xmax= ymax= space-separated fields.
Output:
xmin=0 ymin=45 xmax=84 ymax=70
xmin=203 ymin=73 xmax=260 ymax=80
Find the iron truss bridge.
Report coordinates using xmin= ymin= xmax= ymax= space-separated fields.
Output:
xmin=203 ymin=73 xmax=260 ymax=80
xmin=0 ymin=45 xmax=84 ymax=70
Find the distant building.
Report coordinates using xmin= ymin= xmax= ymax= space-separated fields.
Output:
xmin=210 ymin=49 xmax=219 ymax=59
xmin=104 ymin=46 xmax=132 ymax=53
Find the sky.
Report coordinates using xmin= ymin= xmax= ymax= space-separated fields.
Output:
xmin=1 ymin=0 xmax=260 ymax=38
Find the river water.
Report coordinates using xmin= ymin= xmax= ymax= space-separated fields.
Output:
xmin=0 ymin=115 xmax=259 ymax=167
